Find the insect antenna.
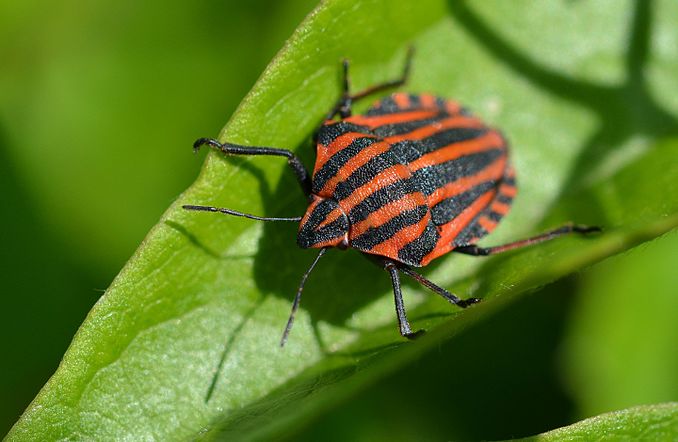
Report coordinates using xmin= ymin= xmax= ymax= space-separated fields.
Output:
xmin=182 ymin=205 xmax=302 ymax=222
xmin=280 ymin=247 xmax=328 ymax=347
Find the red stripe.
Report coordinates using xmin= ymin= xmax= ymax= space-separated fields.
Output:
xmin=419 ymin=93 xmax=436 ymax=109
xmin=366 ymin=213 xmax=430 ymax=258
xmin=315 ymin=132 xmax=371 ymax=171
xmin=409 ymin=131 xmax=504 ymax=173
xmin=384 ymin=115 xmax=484 ymax=143
xmin=499 ymin=182 xmax=517 ymax=198
xmin=428 ymin=156 xmax=506 ymax=206
xmin=490 ymin=200 xmax=511 ymax=216
xmin=478 ymin=216 xmax=498 ymax=232
xmin=393 ymin=92 xmax=411 ymax=109
xmin=320 ymin=140 xmax=390 ymax=195
xmin=348 ymin=110 xmax=439 ymax=128
xmin=420 ymin=190 xmax=496 ymax=265
xmin=349 ymin=192 xmax=425 ymax=238
xmin=339 ymin=164 xmax=412 ymax=212
xmin=445 ymin=100 xmax=461 ymax=115
xmin=317 ymin=206 xmax=345 ymax=229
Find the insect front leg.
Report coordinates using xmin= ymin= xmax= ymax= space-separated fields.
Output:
xmin=453 ymin=224 xmax=601 ymax=256
xmin=193 ymin=137 xmax=312 ymax=198
xmin=183 ymin=138 xmax=311 ymax=220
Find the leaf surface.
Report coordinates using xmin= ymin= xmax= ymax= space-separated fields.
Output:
xmin=522 ymin=403 xmax=678 ymax=442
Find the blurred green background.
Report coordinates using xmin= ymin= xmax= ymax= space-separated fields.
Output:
xmin=1 ymin=0 xmax=676 ymax=439
xmin=0 ymin=0 xmax=319 ymax=434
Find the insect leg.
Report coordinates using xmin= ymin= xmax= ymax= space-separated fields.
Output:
xmin=326 ymin=46 xmax=415 ymax=120
xmin=350 ymin=46 xmax=414 ymax=101
xmin=193 ymin=137 xmax=312 ymax=198
xmin=399 ymin=266 xmax=480 ymax=308
xmin=325 ymin=58 xmax=353 ymax=119
xmin=384 ymin=260 xmax=424 ymax=339
xmin=454 ymin=224 xmax=602 ymax=256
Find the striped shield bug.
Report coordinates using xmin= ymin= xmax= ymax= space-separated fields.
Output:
xmin=184 ymin=48 xmax=600 ymax=346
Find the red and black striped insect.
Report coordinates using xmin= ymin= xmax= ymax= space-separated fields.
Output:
xmin=184 ymin=49 xmax=599 ymax=346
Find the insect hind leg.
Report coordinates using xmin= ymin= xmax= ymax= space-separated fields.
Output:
xmin=399 ymin=266 xmax=480 ymax=308
xmin=454 ymin=224 xmax=602 ymax=256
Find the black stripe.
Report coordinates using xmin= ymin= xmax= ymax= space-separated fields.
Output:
xmin=436 ymin=97 xmax=447 ymax=112
xmin=407 ymin=93 xmax=421 ymax=108
xmin=414 ymin=149 xmax=504 ymax=196
xmin=382 ymin=127 xmax=490 ymax=166
xmin=312 ymin=136 xmax=377 ymax=193
xmin=351 ymin=205 xmax=428 ymax=250
xmin=345 ymin=151 xmax=503 ymax=224
xmin=389 ymin=140 xmax=428 ymax=163
xmin=497 ymin=193 xmax=514 ymax=204
xmin=430 ymin=181 xmax=497 ymax=226
xmin=364 ymin=94 xmax=425 ymax=116
xmin=303 ymin=198 xmax=334 ymax=225
xmin=366 ymin=96 xmax=401 ymax=116
xmin=371 ymin=116 xmax=445 ymax=138
xmin=450 ymin=189 xmax=510 ymax=247
xmin=365 ymin=95 xmax=470 ymax=118
xmin=452 ymin=214 xmax=489 ymax=247
xmin=317 ymin=121 xmax=372 ymax=146
xmin=486 ymin=211 xmax=504 ymax=222
xmin=502 ymin=176 xmax=516 ymax=186
xmin=347 ymin=176 xmax=419 ymax=224
xmin=447 ymin=185 xmax=511 ymax=248
xmin=319 ymin=217 xmax=348 ymax=240
xmin=334 ymin=152 xmax=395 ymax=200
xmin=419 ymin=127 xmax=488 ymax=154
xmin=435 ymin=96 xmax=448 ymax=110
xmin=298 ymin=218 xmax=347 ymax=248
xmin=397 ymin=222 xmax=440 ymax=266
xmin=297 ymin=200 xmax=348 ymax=248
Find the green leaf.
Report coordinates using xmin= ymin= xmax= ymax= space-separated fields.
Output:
xmin=521 ymin=403 xmax=678 ymax=441
xmin=8 ymin=0 xmax=678 ymax=440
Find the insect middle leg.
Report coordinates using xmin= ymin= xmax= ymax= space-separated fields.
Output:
xmin=453 ymin=224 xmax=601 ymax=256
xmin=327 ymin=46 xmax=415 ymax=120
xmin=378 ymin=256 xmax=477 ymax=339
